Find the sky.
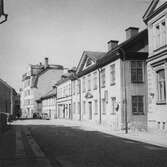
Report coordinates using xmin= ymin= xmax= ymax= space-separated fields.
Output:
xmin=0 ymin=0 xmax=150 ymax=91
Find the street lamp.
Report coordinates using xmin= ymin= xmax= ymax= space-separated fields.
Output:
xmin=0 ymin=0 xmax=8 ymax=24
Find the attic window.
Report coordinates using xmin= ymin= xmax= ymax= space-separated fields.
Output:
xmin=86 ymin=58 xmax=92 ymax=67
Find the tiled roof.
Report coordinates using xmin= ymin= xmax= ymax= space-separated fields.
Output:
xmin=56 ymin=72 xmax=73 ymax=86
xmin=98 ymin=29 xmax=148 ymax=66
xmin=31 ymin=65 xmax=64 ymax=88
xmin=84 ymin=51 xmax=106 ymax=61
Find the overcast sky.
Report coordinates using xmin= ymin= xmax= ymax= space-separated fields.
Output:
xmin=0 ymin=0 xmax=150 ymax=91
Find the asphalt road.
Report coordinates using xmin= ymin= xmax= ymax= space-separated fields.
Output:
xmin=27 ymin=124 xmax=167 ymax=167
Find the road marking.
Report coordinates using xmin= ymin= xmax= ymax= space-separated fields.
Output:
xmin=23 ymin=127 xmax=53 ymax=167
xmin=16 ymin=126 xmax=26 ymax=159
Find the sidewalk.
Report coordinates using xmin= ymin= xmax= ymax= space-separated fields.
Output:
xmin=49 ymin=119 xmax=167 ymax=148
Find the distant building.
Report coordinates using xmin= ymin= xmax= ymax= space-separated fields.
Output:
xmin=21 ymin=58 xmax=64 ymax=118
xmin=56 ymin=69 xmax=76 ymax=120
xmin=73 ymin=28 xmax=148 ymax=130
xmin=143 ymin=0 xmax=167 ymax=130
xmin=39 ymin=86 xmax=57 ymax=119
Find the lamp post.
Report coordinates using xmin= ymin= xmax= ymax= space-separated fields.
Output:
xmin=0 ymin=0 xmax=8 ymax=24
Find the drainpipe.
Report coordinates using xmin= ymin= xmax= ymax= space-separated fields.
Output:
xmin=78 ymin=78 xmax=82 ymax=121
xmin=120 ymin=48 xmax=128 ymax=134
xmin=97 ymin=67 xmax=102 ymax=124
xmin=70 ymin=79 xmax=73 ymax=120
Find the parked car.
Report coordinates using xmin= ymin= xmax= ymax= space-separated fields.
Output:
xmin=33 ymin=113 xmax=42 ymax=119
xmin=42 ymin=113 xmax=50 ymax=120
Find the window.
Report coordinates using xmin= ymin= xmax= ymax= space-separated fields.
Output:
xmin=156 ymin=24 xmax=160 ymax=49
xmin=161 ymin=21 xmax=166 ymax=46
xmin=88 ymin=75 xmax=91 ymax=91
xmin=94 ymin=100 xmax=98 ymax=114
xmin=102 ymin=99 xmax=106 ymax=114
xmin=101 ymin=69 xmax=105 ymax=88
xmin=157 ymin=69 xmax=166 ymax=103
xmin=73 ymin=102 xmax=76 ymax=114
xmin=132 ymin=96 xmax=144 ymax=115
xmin=83 ymin=101 xmax=86 ymax=114
xmin=131 ymin=61 xmax=144 ymax=83
xmin=111 ymin=97 xmax=116 ymax=114
xmin=76 ymin=80 xmax=80 ymax=94
xmin=72 ymin=81 xmax=75 ymax=95
xmin=110 ymin=64 xmax=115 ymax=85
xmin=78 ymin=102 xmax=80 ymax=114
xmin=93 ymin=72 xmax=97 ymax=90
xmin=154 ymin=20 xmax=166 ymax=50
xmin=82 ymin=77 xmax=86 ymax=92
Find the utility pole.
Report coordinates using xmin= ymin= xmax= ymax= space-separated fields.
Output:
xmin=0 ymin=0 xmax=8 ymax=24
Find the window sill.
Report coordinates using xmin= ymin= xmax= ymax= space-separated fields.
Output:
xmin=101 ymin=85 xmax=105 ymax=88
xmin=132 ymin=112 xmax=144 ymax=115
xmin=94 ymin=113 xmax=98 ymax=115
xmin=131 ymin=81 xmax=144 ymax=84
xmin=102 ymin=113 xmax=106 ymax=115
xmin=110 ymin=113 xmax=116 ymax=115
xmin=110 ymin=83 xmax=116 ymax=86
xmin=156 ymin=101 xmax=166 ymax=105
xmin=93 ymin=87 xmax=97 ymax=90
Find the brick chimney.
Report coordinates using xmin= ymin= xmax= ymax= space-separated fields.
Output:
xmin=44 ymin=57 xmax=48 ymax=68
xmin=107 ymin=40 xmax=119 ymax=51
xmin=125 ymin=27 xmax=139 ymax=40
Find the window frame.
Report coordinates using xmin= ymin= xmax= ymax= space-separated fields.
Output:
xmin=156 ymin=69 xmax=166 ymax=104
xmin=94 ymin=99 xmax=98 ymax=115
xmin=87 ymin=74 xmax=91 ymax=91
xmin=110 ymin=64 xmax=116 ymax=85
xmin=101 ymin=68 xmax=106 ymax=88
xmin=131 ymin=60 xmax=144 ymax=83
xmin=132 ymin=95 xmax=144 ymax=115
xmin=93 ymin=71 xmax=98 ymax=90
xmin=153 ymin=18 xmax=167 ymax=51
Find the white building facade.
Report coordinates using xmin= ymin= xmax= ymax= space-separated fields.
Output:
xmin=56 ymin=74 xmax=73 ymax=119
xmin=21 ymin=58 xmax=64 ymax=118
xmin=40 ymin=88 xmax=57 ymax=119
xmin=73 ymin=28 xmax=148 ymax=131
xmin=143 ymin=0 xmax=167 ymax=130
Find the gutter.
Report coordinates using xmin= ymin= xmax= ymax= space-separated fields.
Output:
xmin=120 ymin=48 xmax=128 ymax=134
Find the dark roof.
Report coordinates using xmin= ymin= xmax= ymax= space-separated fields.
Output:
xmin=31 ymin=65 xmax=64 ymax=88
xmin=98 ymin=29 xmax=148 ymax=66
xmin=84 ymin=51 xmax=106 ymax=61
xmin=77 ymin=29 xmax=148 ymax=77
xmin=56 ymin=72 xmax=73 ymax=86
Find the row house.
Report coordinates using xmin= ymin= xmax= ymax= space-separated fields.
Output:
xmin=143 ymin=0 xmax=167 ymax=130
xmin=73 ymin=28 xmax=148 ymax=130
xmin=40 ymin=87 xmax=57 ymax=119
xmin=21 ymin=57 xmax=64 ymax=118
xmin=56 ymin=71 xmax=75 ymax=119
